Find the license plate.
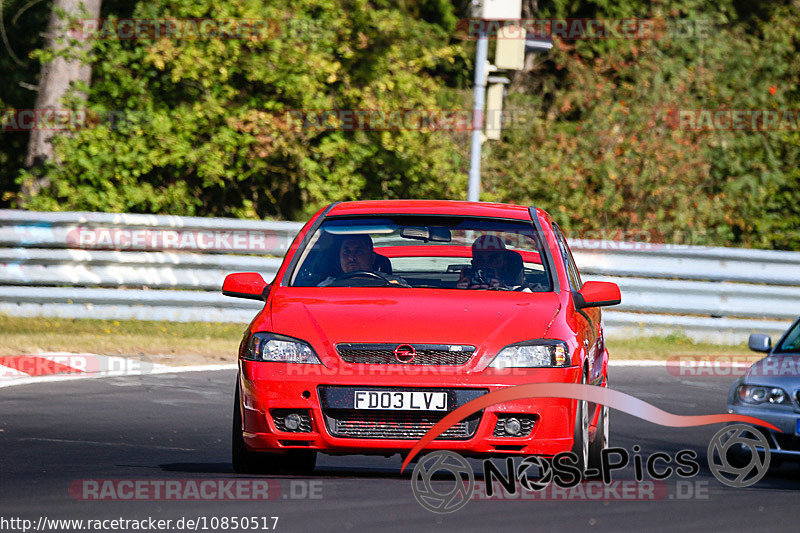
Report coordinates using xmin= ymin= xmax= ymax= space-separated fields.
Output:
xmin=354 ymin=391 xmax=448 ymax=411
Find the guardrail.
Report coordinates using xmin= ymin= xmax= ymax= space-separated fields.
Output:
xmin=2 ymin=209 xmax=799 ymax=343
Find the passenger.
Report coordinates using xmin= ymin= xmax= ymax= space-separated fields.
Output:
xmin=457 ymin=234 xmax=524 ymax=289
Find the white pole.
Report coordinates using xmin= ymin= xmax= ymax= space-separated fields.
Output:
xmin=467 ymin=28 xmax=488 ymax=202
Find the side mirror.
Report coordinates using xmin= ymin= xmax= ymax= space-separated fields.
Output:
xmin=222 ymin=272 xmax=269 ymax=301
xmin=574 ymin=281 xmax=621 ymax=309
xmin=748 ymin=333 xmax=772 ymax=353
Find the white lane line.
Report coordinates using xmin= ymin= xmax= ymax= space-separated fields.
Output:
xmin=18 ymin=437 xmax=195 ymax=451
xmin=0 ymin=361 xmax=236 ymax=389
xmin=149 ymin=363 xmax=237 ymax=374
xmin=0 ymin=372 xmax=134 ymax=389
xmin=609 ymin=360 xmax=667 ymax=367
xmin=0 ymin=365 xmax=28 ymax=377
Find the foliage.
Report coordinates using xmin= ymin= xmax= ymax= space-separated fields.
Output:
xmin=3 ymin=0 xmax=800 ymax=250
xmin=482 ymin=0 xmax=800 ymax=249
xmin=16 ymin=0 xmax=468 ymax=219
xmin=0 ymin=0 xmax=52 ymax=205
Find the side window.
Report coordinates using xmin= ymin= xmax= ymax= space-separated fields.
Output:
xmin=552 ymin=224 xmax=583 ymax=290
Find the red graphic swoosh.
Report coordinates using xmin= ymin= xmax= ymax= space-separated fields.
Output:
xmin=400 ymin=383 xmax=779 ymax=472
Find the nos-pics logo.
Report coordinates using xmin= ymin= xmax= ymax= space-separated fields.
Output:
xmin=411 ymin=424 xmax=771 ymax=513
xmin=404 ymin=384 xmax=778 ymax=513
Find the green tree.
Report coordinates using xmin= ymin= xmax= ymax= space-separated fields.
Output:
xmin=18 ymin=0 xmax=468 ymax=219
xmin=0 ymin=0 xmax=52 ymax=206
xmin=482 ymin=0 xmax=800 ymax=248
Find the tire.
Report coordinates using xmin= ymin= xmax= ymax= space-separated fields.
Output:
xmin=232 ymin=380 xmax=317 ymax=475
xmin=571 ymin=370 xmax=590 ymax=476
xmin=587 ymin=373 xmax=610 ymax=476
xmin=232 ymin=384 xmax=267 ymax=474
xmin=588 ymin=404 xmax=609 ymax=476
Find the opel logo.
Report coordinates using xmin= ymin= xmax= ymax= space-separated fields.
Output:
xmin=393 ymin=344 xmax=416 ymax=363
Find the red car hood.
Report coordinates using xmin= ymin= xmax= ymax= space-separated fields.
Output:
xmin=267 ymin=288 xmax=561 ymax=360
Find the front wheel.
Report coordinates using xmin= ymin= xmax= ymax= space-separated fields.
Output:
xmin=571 ymin=370 xmax=590 ymax=475
xmin=232 ymin=383 xmax=272 ymax=474
xmin=232 ymin=380 xmax=317 ymax=474
xmin=588 ymin=403 xmax=609 ymax=475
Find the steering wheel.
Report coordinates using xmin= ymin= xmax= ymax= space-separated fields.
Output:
xmin=332 ymin=270 xmax=394 ymax=285
xmin=338 ymin=270 xmax=391 ymax=281
xmin=329 ymin=270 xmax=412 ymax=288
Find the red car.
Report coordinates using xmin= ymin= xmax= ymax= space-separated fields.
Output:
xmin=223 ymin=200 xmax=621 ymax=474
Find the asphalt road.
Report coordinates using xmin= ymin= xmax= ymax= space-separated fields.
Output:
xmin=1 ymin=368 xmax=798 ymax=533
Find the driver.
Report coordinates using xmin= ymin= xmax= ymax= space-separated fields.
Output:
xmin=318 ymin=234 xmax=398 ymax=286
xmin=339 ymin=234 xmax=375 ymax=274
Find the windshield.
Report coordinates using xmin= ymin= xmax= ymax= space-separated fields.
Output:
xmin=774 ymin=320 xmax=800 ymax=354
xmin=289 ymin=216 xmax=552 ymax=291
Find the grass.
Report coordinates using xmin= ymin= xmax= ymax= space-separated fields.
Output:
xmin=606 ymin=333 xmax=752 ymax=361
xmin=0 ymin=315 xmax=244 ymax=365
xmin=0 ymin=316 xmax=756 ymax=366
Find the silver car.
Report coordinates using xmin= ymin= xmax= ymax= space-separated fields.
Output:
xmin=727 ymin=317 xmax=800 ymax=462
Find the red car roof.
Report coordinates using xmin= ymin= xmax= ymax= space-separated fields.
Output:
xmin=326 ymin=200 xmax=534 ymax=221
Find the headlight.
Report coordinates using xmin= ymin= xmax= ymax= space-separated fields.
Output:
xmin=245 ymin=333 xmax=322 ymax=364
xmin=737 ymin=384 xmax=791 ymax=405
xmin=488 ymin=340 xmax=569 ymax=368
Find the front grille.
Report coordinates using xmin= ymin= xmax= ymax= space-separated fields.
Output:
xmin=270 ymin=409 xmax=313 ymax=433
xmin=323 ymin=410 xmax=480 ymax=440
xmin=336 ymin=343 xmax=475 ymax=365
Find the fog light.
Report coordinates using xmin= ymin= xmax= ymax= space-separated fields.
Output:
xmin=494 ymin=415 xmax=537 ymax=437
xmin=285 ymin=413 xmax=302 ymax=431
xmin=505 ymin=418 xmax=522 ymax=436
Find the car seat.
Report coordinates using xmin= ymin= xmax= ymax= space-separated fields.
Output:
xmin=500 ymin=250 xmax=524 ymax=286
xmin=372 ymin=253 xmax=393 ymax=275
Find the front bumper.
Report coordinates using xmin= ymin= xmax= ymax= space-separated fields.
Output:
xmin=728 ymin=403 xmax=800 ymax=458
xmin=238 ymin=360 xmax=584 ymax=457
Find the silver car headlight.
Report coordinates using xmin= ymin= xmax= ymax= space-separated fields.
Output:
xmin=488 ymin=340 xmax=569 ymax=368
xmin=245 ymin=333 xmax=322 ymax=364
xmin=737 ymin=384 xmax=791 ymax=405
